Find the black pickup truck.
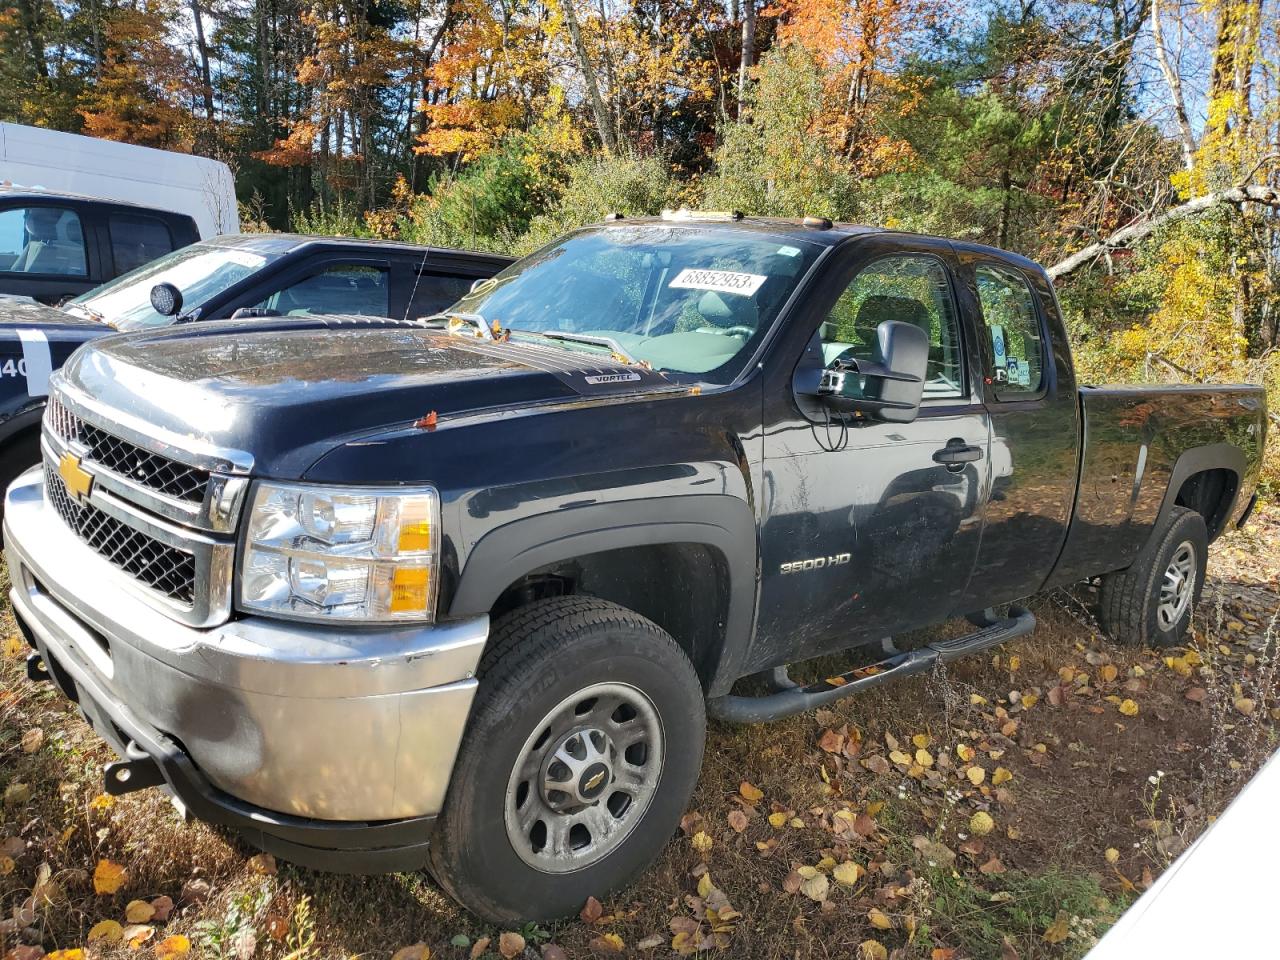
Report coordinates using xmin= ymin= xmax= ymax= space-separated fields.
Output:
xmin=0 ymin=233 xmax=511 ymax=516
xmin=5 ymin=214 xmax=1266 ymax=924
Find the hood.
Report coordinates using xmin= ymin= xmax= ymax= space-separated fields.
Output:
xmin=0 ymin=295 xmax=102 ymax=333
xmin=61 ymin=322 xmax=679 ymax=476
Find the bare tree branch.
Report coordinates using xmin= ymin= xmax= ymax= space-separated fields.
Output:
xmin=1047 ymin=184 xmax=1280 ymax=279
xmin=1150 ymin=0 xmax=1197 ymax=171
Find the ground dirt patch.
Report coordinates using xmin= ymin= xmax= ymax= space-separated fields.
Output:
xmin=2 ymin=508 xmax=1277 ymax=960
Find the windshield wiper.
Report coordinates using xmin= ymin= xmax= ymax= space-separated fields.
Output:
xmin=521 ymin=330 xmax=639 ymax=365
xmin=424 ymin=310 xmax=494 ymax=340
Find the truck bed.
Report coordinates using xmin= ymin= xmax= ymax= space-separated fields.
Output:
xmin=1048 ymin=383 xmax=1267 ymax=587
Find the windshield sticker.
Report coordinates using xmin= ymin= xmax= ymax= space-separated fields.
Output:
xmin=669 ymin=268 xmax=767 ymax=297
xmin=225 ymin=251 xmax=267 ymax=270
xmin=776 ymin=245 xmax=802 ymax=257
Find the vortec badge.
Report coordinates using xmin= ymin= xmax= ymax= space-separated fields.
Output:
xmin=57 ymin=451 xmax=95 ymax=503
xmin=584 ymin=372 xmax=642 ymax=385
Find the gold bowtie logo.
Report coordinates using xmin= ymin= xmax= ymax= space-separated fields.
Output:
xmin=57 ymin=451 xmax=94 ymax=503
xmin=583 ymin=770 xmax=607 ymax=792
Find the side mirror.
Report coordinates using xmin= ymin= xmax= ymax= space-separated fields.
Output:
xmin=814 ymin=320 xmax=929 ymax=424
xmin=149 ymin=282 xmax=183 ymax=317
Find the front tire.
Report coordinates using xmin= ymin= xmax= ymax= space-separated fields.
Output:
xmin=1100 ymin=506 xmax=1208 ymax=648
xmin=428 ymin=597 xmax=706 ymax=925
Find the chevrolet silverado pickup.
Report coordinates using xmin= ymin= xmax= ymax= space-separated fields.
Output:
xmin=0 ymin=233 xmax=511 ymax=519
xmin=5 ymin=213 xmax=1266 ymax=924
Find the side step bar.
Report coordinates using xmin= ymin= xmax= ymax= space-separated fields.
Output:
xmin=708 ymin=605 xmax=1035 ymax=724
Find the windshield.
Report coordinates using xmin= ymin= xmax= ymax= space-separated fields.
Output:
xmin=450 ymin=225 xmax=823 ymax=380
xmin=68 ymin=242 xmax=285 ymax=330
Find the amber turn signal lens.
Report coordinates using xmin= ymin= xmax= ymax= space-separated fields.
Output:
xmin=390 ymin=567 xmax=431 ymax=613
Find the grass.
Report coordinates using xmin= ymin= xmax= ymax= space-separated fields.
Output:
xmin=1 ymin=506 xmax=1277 ymax=959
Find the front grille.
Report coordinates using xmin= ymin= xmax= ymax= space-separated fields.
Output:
xmin=44 ymin=462 xmax=196 ymax=605
xmin=46 ymin=396 xmax=210 ymax=503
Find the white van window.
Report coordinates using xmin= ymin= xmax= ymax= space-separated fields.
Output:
xmin=0 ymin=207 xmax=88 ymax=277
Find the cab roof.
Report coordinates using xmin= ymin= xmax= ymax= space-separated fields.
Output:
xmin=197 ymin=232 xmax=512 ymax=263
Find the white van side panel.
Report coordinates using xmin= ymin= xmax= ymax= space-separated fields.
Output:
xmin=0 ymin=123 xmax=238 ymax=238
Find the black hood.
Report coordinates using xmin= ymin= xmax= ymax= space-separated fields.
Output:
xmin=61 ymin=321 xmax=679 ymax=476
xmin=0 ymin=295 xmax=102 ymax=332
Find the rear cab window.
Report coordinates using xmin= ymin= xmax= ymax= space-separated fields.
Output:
xmin=109 ymin=214 xmax=176 ymax=274
xmin=0 ymin=205 xmax=88 ymax=277
xmin=973 ymin=263 xmax=1046 ymax=399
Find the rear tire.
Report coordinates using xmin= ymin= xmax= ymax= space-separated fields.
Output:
xmin=1100 ymin=506 xmax=1207 ymax=648
xmin=427 ymin=597 xmax=706 ymax=925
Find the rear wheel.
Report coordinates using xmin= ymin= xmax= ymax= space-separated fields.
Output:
xmin=1100 ymin=506 xmax=1208 ymax=648
xmin=427 ymin=597 xmax=706 ymax=925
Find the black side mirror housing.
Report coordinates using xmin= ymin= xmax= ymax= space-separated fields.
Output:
xmin=806 ymin=320 xmax=929 ymax=424
xmin=149 ymin=282 xmax=183 ymax=317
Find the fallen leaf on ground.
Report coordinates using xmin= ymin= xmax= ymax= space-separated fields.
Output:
xmin=970 ymin=811 xmax=995 ymax=836
xmin=1234 ymin=697 xmax=1255 ymax=716
xmin=1118 ymin=699 xmax=1139 ymax=717
xmin=122 ymin=923 xmax=153 ymax=949
xmin=124 ymin=899 xmax=154 ymax=923
xmin=992 ymin=767 xmax=1013 ymax=786
xmin=498 ymin=932 xmax=525 ymax=958
xmin=1043 ymin=912 xmax=1070 ymax=944
xmin=1105 ymin=848 xmax=1120 ymax=864
xmin=246 ymin=853 xmax=277 ymax=875
xmin=868 ymin=908 xmax=893 ymax=930
xmin=727 ymin=809 xmax=748 ymax=833
xmin=588 ymin=933 xmax=624 ymax=953
xmin=149 ymin=896 xmax=174 ymax=922
xmin=20 ymin=729 xmax=43 ymax=753
xmin=833 ymin=861 xmax=863 ymax=886
xmin=859 ymin=940 xmax=888 ymax=960
xmin=799 ymin=870 xmax=829 ymax=902
xmin=580 ymin=896 xmax=604 ymax=923
xmin=739 ymin=782 xmax=764 ymax=803
xmin=691 ymin=831 xmax=712 ymax=853
xmin=93 ymin=859 xmax=127 ymax=895
xmin=3 ymin=783 xmax=31 ymax=806
xmin=154 ymin=936 xmax=190 ymax=959
xmin=966 ymin=766 xmax=986 ymax=786
xmin=88 ymin=919 xmax=123 ymax=943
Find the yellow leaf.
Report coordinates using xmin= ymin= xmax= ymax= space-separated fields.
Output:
xmin=859 ymin=940 xmax=888 ymax=960
xmin=1101 ymin=664 xmax=1118 ymax=683
xmin=992 ymin=767 xmax=1013 ymax=786
xmin=390 ymin=945 xmax=430 ymax=960
xmin=1021 ymin=693 xmax=1039 ymax=709
xmin=915 ymin=748 xmax=934 ymax=768
xmin=833 ymin=861 xmax=863 ymax=886
xmin=697 ymin=872 xmax=714 ymax=898
xmin=691 ymin=831 xmax=712 ymax=853
xmin=88 ymin=919 xmax=124 ymax=943
xmin=768 ymin=811 xmax=787 ymax=828
xmin=123 ymin=923 xmax=153 ymax=949
xmin=0 ymin=856 xmax=12 ymax=876
xmin=970 ymin=811 xmax=995 ymax=836
xmin=47 ymin=952 xmax=85 ymax=960
xmin=154 ymin=935 xmax=191 ymax=959
xmin=89 ymin=794 xmax=115 ymax=812
xmin=911 ymin=733 xmax=931 ymax=749
xmin=800 ymin=871 xmax=829 ymax=902
xmin=1105 ymin=848 xmax=1120 ymax=864
xmin=1008 ymin=655 xmax=1021 ymax=672
xmin=1043 ymin=911 xmax=1070 ymax=944
xmin=246 ymin=852 xmax=277 ymax=875
xmin=125 ymin=899 xmax=155 ymax=923
xmin=739 ymin=781 xmax=764 ymax=803
xmin=498 ymin=932 xmax=526 ymax=958
xmin=889 ymin=750 xmax=912 ymax=766
xmin=789 ymin=817 xmax=804 ymax=828
xmin=966 ymin=766 xmax=986 ymax=786
xmin=969 ymin=693 xmax=987 ymax=706
xmin=868 ymin=908 xmax=894 ymax=930
xmin=1234 ymin=697 xmax=1255 ymax=716
xmin=93 ymin=859 xmax=127 ymax=895
xmin=594 ymin=933 xmax=624 ymax=952
xmin=956 ymin=744 xmax=975 ymax=762
xmin=1118 ymin=699 xmax=1139 ymax=717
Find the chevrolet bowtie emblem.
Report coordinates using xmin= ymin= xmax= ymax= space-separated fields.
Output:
xmin=57 ymin=451 xmax=94 ymax=503
xmin=584 ymin=770 xmax=606 ymax=791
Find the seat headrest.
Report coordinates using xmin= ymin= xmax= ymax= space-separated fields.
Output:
xmin=697 ymin=291 xmax=759 ymax=329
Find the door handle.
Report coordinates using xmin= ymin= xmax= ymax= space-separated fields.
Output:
xmin=933 ymin=441 xmax=983 ymax=470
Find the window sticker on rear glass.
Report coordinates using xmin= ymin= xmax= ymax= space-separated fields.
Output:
xmin=226 ymin=251 xmax=267 ymax=269
xmin=669 ymin=268 xmax=767 ymax=297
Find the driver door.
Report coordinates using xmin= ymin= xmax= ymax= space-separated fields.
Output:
xmin=753 ymin=238 xmax=990 ymax=668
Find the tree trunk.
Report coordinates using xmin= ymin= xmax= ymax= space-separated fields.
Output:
xmin=738 ymin=0 xmax=754 ymax=101
xmin=1150 ymin=0 xmax=1196 ymax=170
xmin=560 ymin=0 xmax=618 ymax=153
xmin=189 ymin=0 xmax=216 ymax=122
xmin=14 ymin=0 xmax=48 ymax=80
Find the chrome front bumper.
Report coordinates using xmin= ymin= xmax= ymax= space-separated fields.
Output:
xmin=5 ymin=467 xmax=487 ymax=825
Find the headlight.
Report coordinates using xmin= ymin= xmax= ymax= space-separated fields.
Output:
xmin=239 ymin=481 xmax=440 ymax=623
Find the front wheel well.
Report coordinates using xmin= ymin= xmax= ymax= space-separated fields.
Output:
xmin=487 ymin=543 xmax=731 ymax=690
xmin=1174 ymin=467 xmax=1238 ymax=540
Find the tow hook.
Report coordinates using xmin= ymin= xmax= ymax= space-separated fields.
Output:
xmin=104 ymin=741 xmax=166 ymax=796
xmin=25 ymin=652 xmax=49 ymax=684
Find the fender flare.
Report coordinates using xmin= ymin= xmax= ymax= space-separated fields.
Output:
xmin=0 ymin=404 xmax=45 ymax=451
xmin=448 ymin=494 xmax=758 ymax=696
xmin=1152 ymin=443 xmax=1246 ymax=543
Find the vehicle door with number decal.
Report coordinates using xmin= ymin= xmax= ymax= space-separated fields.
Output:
xmin=752 ymin=235 xmax=991 ymax=670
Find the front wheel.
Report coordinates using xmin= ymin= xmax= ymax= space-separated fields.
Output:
xmin=1100 ymin=505 xmax=1208 ymax=648
xmin=427 ymin=597 xmax=706 ymax=925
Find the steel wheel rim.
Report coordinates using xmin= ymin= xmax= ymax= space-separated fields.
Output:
xmin=1157 ymin=541 xmax=1197 ymax=629
xmin=504 ymin=681 xmax=664 ymax=874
